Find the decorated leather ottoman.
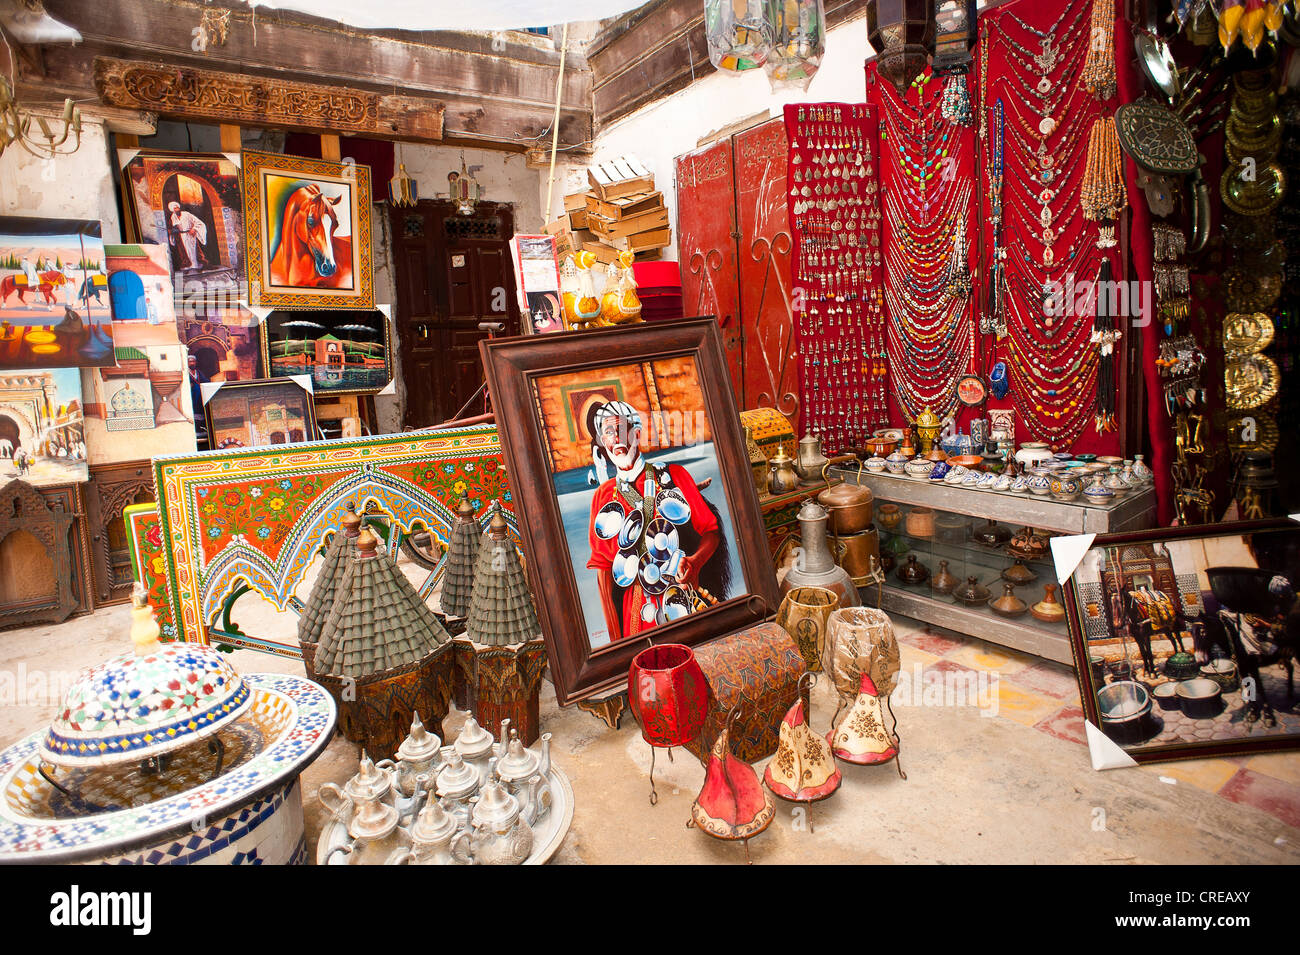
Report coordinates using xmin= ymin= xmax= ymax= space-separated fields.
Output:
xmin=686 ymin=622 xmax=806 ymax=764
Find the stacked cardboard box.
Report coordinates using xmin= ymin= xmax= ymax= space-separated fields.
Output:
xmin=545 ymin=156 xmax=672 ymax=262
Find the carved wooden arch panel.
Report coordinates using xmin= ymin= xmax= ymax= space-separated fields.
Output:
xmin=0 ymin=479 xmax=77 ymax=627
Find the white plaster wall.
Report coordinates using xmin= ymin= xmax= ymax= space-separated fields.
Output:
xmin=0 ymin=120 xmax=121 ymax=241
xmin=397 ymin=143 xmax=546 ymax=231
xmin=551 ymin=12 xmax=873 ymax=259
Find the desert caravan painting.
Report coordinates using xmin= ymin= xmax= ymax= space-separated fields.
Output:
xmin=0 ymin=217 xmax=115 ymax=369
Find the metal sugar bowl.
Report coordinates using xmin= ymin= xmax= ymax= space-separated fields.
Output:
xmin=0 ymin=589 xmax=336 ymax=864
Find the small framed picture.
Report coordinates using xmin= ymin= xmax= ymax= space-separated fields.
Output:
xmin=260 ymin=308 xmax=392 ymax=396
xmin=201 ymin=377 xmax=318 ymax=451
xmin=1063 ymin=519 xmax=1300 ymax=763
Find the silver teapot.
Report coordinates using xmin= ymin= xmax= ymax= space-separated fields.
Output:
xmin=435 ymin=748 xmax=480 ymax=826
xmin=403 ymin=773 xmax=462 ymax=865
xmin=326 ymin=792 xmax=412 ymax=865
xmin=451 ymin=762 xmax=534 ymax=866
xmin=493 ymin=721 xmax=552 ymax=826
xmin=377 ymin=711 xmax=442 ymax=800
xmin=454 ymin=715 xmax=496 ymax=785
xmin=318 ymin=751 xmax=395 ymax=823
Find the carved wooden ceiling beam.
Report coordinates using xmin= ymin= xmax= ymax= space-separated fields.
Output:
xmin=93 ymin=57 xmax=445 ymax=143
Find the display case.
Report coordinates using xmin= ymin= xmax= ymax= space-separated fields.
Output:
xmin=834 ymin=469 xmax=1157 ymax=664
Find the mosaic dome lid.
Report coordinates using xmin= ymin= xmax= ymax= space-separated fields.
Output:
xmin=40 ymin=590 xmax=252 ymax=768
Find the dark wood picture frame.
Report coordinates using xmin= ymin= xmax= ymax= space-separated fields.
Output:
xmin=1062 ymin=518 xmax=1300 ymax=764
xmin=481 ymin=317 xmax=780 ymax=705
xmin=201 ymin=376 xmax=319 ymax=451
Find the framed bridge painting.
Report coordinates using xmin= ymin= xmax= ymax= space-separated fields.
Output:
xmin=1062 ymin=519 xmax=1300 ymax=765
xmin=241 ymin=150 xmax=374 ymax=310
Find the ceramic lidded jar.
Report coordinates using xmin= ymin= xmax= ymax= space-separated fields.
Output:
xmin=904 ymin=457 xmax=935 ymax=480
xmin=1049 ymin=473 xmax=1082 ymax=502
xmin=989 ymin=582 xmax=1029 ymax=618
xmin=1104 ymin=466 xmax=1130 ymax=498
xmin=1030 ymin=584 xmax=1066 ymax=623
xmin=42 ymin=589 xmax=252 ymax=770
xmin=896 ymin=554 xmax=930 ymax=586
xmin=1131 ymin=454 xmax=1154 ymax=485
xmin=930 ymin=559 xmax=958 ymax=595
xmin=1083 ymin=472 xmax=1115 ymax=505
xmin=1027 ymin=469 xmax=1052 ymax=496
xmin=454 ymin=716 xmax=496 ymax=785
xmin=884 ymin=450 xmax=909 ymax=474
xmin=953 ymin=575 xmax=990 ymax=607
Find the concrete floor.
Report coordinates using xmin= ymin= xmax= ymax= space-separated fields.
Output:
xmin=3 ymin=601 xmax=1299 ymax=864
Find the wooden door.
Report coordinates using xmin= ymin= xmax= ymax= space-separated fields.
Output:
xmin=675 ymin=140 xmax=743 ymax=400
xmin=390 ymin=201 xmax=520 ymax=427
xmin=734 ymin=118 xmax=798 ymax=432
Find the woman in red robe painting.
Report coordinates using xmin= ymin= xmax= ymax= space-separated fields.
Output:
xmin=584 ymin=400 xmax=730 ymax=642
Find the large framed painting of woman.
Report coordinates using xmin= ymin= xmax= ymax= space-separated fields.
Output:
xmin=241 ymin=150 xmax=374 ymax=310
xmin=481 ymin=317 xmax=779 ymax=705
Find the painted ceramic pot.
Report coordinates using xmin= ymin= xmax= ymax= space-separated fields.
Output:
xmin=1027 ymin=470 xmax=1052 ymax=496
xmin=904 ymin=506 xmax=935 ymax=538
xmin=627 ymin=644 xmax=708 ymax=748
xmin=953 ymin=576 xmax=990 ymax=607
xmin=1119 ymin=460 xmax=1139 ymax=488
xmin=940 ymin=433 xmax=975 ymax=457
xmin=876 ymin=503 xmax=902 ymax=531
xmin=960 ymin=469 xmax=981 ymax=487
xmin=1014 ymin=442 xmax=1054 ymax=469
xmin=976 ymin=471 xmax=998 ymax=490
xmin=1083 ymin=473 xmax=1115 ymax=505
xmin=1104 ymin=467 xmax=1130 ymax=498
xmin=943 ymin=465 xmax=968 ymax=484
xmin=865 ymin=455 xmax=887 ymax=472
xmin=1010 ymin=474 xmax=1030 ymax=493
xmin=1049 ymin=473 xmax=1082 ymax=502
xmin=989 ymin=583 xmax=1029 ymax=618
xmin=928 ymin=460 xmax=951 ymax=482
xmin=992 ymin=472 xmax=1013 ymax=491
xmin=1030 ymin=583 xmax=1066 ymax=623
xmin=896 ymin=554 xmax=930 ymax=585
xmin=885 ymin=451 xmax=909 ymax=474
xmin=776 ymin=587 xmax=840 ymax=672
xmin=930 ymin=559 xmax=958 ymax=595
xmin=904 ymin=457 xmax=934 ymax=480
xmin=1131 ymin=454 xmax=1154 ymax=484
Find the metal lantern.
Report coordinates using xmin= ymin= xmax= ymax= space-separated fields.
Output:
xmin=389 ymin=163 xmax=418 ymax=207
xmin=931 ymin=0 xmax=977 ymax=75
xmin=448 ymin=152 xmax=481 ymax=216
xmin=866 ymin=0 xmax=934 ymax=92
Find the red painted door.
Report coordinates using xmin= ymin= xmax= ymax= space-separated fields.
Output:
xmin=674 ymin=140 xmax=743 ymax=402
xmin=734 ymin=118 xmax=798 ymax=433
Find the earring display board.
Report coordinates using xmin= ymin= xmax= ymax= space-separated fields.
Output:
xmin=783 ymin=102 xmax=886 ymax=456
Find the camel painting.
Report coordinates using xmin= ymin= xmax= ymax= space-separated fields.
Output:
xmin=0 ymin=216 xmax=116 ymax=370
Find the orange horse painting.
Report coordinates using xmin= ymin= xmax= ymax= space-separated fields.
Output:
xmin=1 ymin=269 xmax=67 ymax=306
xmin=269 ymin=183 xmax=353 ymax=290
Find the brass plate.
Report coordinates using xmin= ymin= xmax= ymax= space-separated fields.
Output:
xmin=1225 ymin=354 xmax=1280 ymax=410
xmin=1223 ymin=267 xmax=1282 ymax=311
xmin=1221 ymin=162 xmax=1286 ymax=216
xmin=1227 ymin=413 xmax=1279 ymax=454
xmin=1223 ymin=311 xmax=1276 ymax=356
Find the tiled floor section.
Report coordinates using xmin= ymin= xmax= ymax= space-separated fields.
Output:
xmin=896 ymin=621 xmax=1300 ymax=831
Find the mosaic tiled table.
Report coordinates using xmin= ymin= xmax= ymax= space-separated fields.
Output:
xmin=0 ymin=674 xmax=334 ymax=865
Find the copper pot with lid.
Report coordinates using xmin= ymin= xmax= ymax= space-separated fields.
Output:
xmin=817 ymin=471 xmax=874 ymax=535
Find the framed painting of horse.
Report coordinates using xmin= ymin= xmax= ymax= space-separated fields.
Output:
xmin=241 ymin=150 xmax=374 ymax=310
xmin=0 ymin=216 xmax=116 ymax=369
xmin=1062 ymin=519 xmax=1300 ymax=764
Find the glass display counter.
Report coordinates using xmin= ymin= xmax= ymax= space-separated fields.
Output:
xmin=833 ymin=468 xmax=1157 ymax=664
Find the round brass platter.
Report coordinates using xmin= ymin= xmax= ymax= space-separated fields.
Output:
xmin=1223 ymin=268 xmax=1282 ymax=311
xmin=1221 ymin=162 xmax=1287 ymax=215
xmin=1228 ymin=413 xmax=1279 ymax=455
xmin=1225 ymin=354 xmax=1281 ymax=410
xmin=1223 ymin=311 xmax=1276 ymax=356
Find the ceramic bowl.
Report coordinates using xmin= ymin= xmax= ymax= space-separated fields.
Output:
xmin=904 ymin=458 xmax=935 ymax=480
xmin=1176 ymin=678 xmax=1223 ymax=719
xmin=865 ymin=455 xmax=887 ymax=473
xmin=1151 ymin=681 xmax=1181 ymax=712
xmin=885 ymin=452 xmax=909 ymax=475
xmin=947 ymin=454 xmax=984 ymax=469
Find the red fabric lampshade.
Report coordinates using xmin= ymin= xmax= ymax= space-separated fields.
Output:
xmin=628 ymin=643 xmax=708 ymax=747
